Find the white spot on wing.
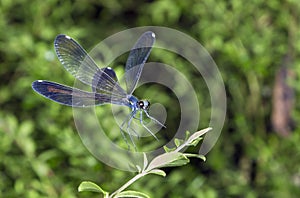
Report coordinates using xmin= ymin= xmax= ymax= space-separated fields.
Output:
xmin=37 ymin=80 xmax=43 ymax=82
xmin=151 ymin=32 xmax=155 ymax=38
xmin=65 ymin=35 xmax=71 ymax=40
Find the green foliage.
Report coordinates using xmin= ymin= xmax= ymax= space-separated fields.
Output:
xmin=1 ymin=0 xmax=300 ymax=197
xmin=78 ymin=128 xmax=209 ymax=198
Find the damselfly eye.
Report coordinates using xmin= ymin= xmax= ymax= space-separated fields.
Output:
xmin=138 ymin=100 xmax=150 ymax=110
xmin=138 ymin=101 xmax=144 ymax=108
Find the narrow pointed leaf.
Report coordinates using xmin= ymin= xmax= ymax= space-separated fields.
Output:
xmin=184 ymin=153 xmax=206 ymax=161
xmin=148 ymin=169 xmax=166 ymax=177
xmin=184 ymin=131 xmax=191 ymax=141
xmin=163 ymin=145 xmax=176 ymax=153
xmin=115 ymin=190 xmax=150 ymax=198
xmin=136 ymin=165 xmax=142 ymax=173
xmin=78 ymin=181 xmax=108 ymax=195
xmin=142 ymin=152 xmax=148 ymax=172
xmin=146 ymin=152 xmax=189 ymax=171
xmin=186 ymin=128 xmax=212 ymax=146
xmin=174 ymin=138 xmax=182 ymax=147
xmin=187 ymin=137 xmax=203 ymax=147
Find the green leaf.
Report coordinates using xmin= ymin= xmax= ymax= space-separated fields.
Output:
xmin=186 ymin=128 xmax=212 ymax=146
xmin=78 ymin=181 xmax=108 ymax=195
xmin=184 ymin=153 xmax=206 ymax=161
xmin=163 ymin=155 xmax=190 ymax=167
xmin=115 ymin=190 xmax=150 ymax=198
xmin=148 ymin=169 xmax=166 ymax=177
xmin=184 ymin=131 xmax=191 ymax=141
xmin=142 ymin=152 xmax=148 ymax=172
xmin=145 ymin=152 xmax=189 ymax=171
xmin=174 ymin=138 xmax=182 ymax=147
xmin=187 ymin=137 xmax=203 ymax=147
xmin=163 ymin=145 xmax=176 ymax=152
xmin=136 ymin=165 xmax=142 ymax=173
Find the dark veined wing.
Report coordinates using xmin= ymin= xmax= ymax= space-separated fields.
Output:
xmin=92 ymin=67 xmax=118 ymax=93
xmin=32 ymin=80 xmax=129 ymax=107
xmin=54 ymin=34 xmax=126 ymax=97
xmin=125 ymin=31 xmax=155 ymax=95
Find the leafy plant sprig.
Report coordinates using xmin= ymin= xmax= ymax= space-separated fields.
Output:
xmin=78 ymin=127 xmax=211 ymax=198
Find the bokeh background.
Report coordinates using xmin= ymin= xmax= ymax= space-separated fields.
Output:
xmin=1 ymin=0 xmax=300 ymax=197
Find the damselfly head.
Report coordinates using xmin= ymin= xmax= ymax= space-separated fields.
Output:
xmin=138 ymin=100 xmax=150 ymax=110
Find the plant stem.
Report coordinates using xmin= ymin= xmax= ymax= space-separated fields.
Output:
xmin=109 ymin=171 xmax=147 ymax=197
xmin=175 ymin=142 xmax=187 ymax=152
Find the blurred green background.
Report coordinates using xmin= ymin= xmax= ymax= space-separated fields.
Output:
xmin=1 ymin=0 xmax=300 ymax=197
